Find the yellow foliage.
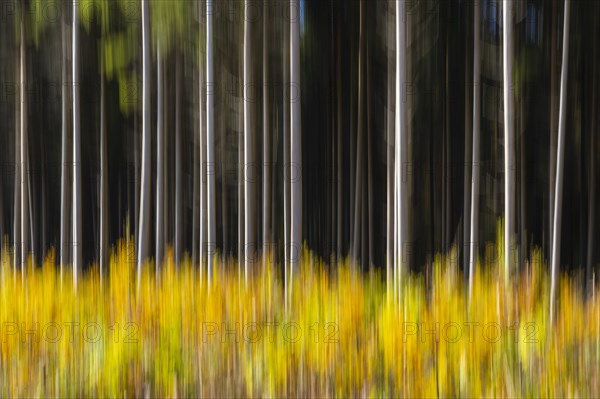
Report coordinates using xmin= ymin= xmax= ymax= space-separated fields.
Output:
xmin=0 ymin=235 xmax=599 ymax=397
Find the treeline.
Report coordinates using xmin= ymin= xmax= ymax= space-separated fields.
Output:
xmin=0 ymin=0 xmax=599 ymax=302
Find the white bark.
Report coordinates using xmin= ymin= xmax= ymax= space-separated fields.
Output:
xmin=100 ymin=58 xmax=108 ymax=282
xmin=468 ymin=0 xmax=481 ymax=300
xmin=137 ymin=0 xmax=151 ymax=284
xmin=395 ymin=0 xmax=407 ymax=302
xmin=60 ymin=12 xmax=69 ymax=273
xmin=386 ymin=0 xmax=394 ymax=298
xmin=20 ymin=13 xmax=29 ymax=277
xmin=263 ymin=0 xmax=271 ymax=261
xmin=206 ymin=0 xmax=216 ymax=282
xmin=14 ymin=55 xmax=21 ymax=275
xmin=290 ymin=0 xmax=302 ymax=282
xmin=550 ymin=0 xmax=570 ymax=324
xmin=243 ymin=0 xmax=255 ymax=283
xmin=156 ymin=46 xmax=164 ymax=270
xmin=503 ymin=0 xmax=515 ymax=283
xmin=175 ymin=54 xmax=183 ymax=266
xmin=72 ymin=0 xmax=82 ymax=287
xmin=283 ymin=0 xmax=290 ymax=298
xmin=198 ymin=0 xmax=205 ymax=273
xmin=352 ymin=0 xmax=365 ymax=264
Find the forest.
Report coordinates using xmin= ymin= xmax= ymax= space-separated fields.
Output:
xmin=0 ymin=0 xmax=600 ymax=397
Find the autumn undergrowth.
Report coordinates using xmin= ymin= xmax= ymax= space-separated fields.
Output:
xmin=0 ymin=230 xmax=599 ymax=398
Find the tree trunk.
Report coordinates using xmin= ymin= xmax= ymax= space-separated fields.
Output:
xmin=468 ymin=0 xmax=480 ymax=299
xmin=503 ymin=0 xmax=515 ymax=283
xmin=137 ymin=0 xmax=151 ymax=284
xmin=198 ymin=0 xmax=205 ymax=273
xmin=396 ymin=0 xmax=408 ymax=301
xmin=175 ymin=53 xmax=184 ymax=266
xmin=283 ymin=0 xmax=290 ymax=298
xmin=100 ymin=55 xmax=108 ymax=282
xmin=290 ymin=0 xmax=302 ymax=281
xmin=262 ymin=0 xmax=271 ymax=262
xmin=548 ymin=0 xmax=558 ymax=257
xmin=463 ymin=3 xmax=472 ymax=277
xmin=386 ymin=0 xmax=394 ymax=297
xmin=60 ymin=9 xmax=69 ymax=271
xmin=20 ymin=11 xmax=29 ymax=278
xmin=156 ymin=47 xmax=164 ymax=270
xmin=14 ymin=55 xmax=21 ymax=276
xmin=206 ymin=0 xmax=216 ymax=281
xmin=550 ymin=0 xmax=570 ymax=324
xmin=175 ymin=52 xmax=183 ymax=266
xmin=243 ymin=0 xmax=255 ymax=283
xmin=337 ymin=7 xmax=343 ymax=264
xmin=367 ymin=43 xmax=373 ymax=269
xmin=352 ymin=0 xmax=365 ymax=264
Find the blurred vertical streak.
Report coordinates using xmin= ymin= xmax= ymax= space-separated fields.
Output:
xmin=243 ymin=0 xmax=255 ymax=284
xmin=138 ymin=0 xmax=151 ymax=286
xmin=469 ymin=0 xmax=481 ymax=301
xmin=550 ymin=0 xmax=570 ymax=324
xmin=156 ymin=45 xmax=164 ymax=270
xmin=503 ymin=0 xmax=515 ymax=283
xmin=175 ymin=51 xmax=182 ymax=266
xmin=283 ymin=0 xmax=290 ymax=301
xmin=263 ymin=0 xmax=272 ymax=264
xmin=20 ymin=4 xmax=29 ymax=279
xmin=100 ymin=53 xmax=109 ymax=283
xmin=290 ymin=0 xmax=303 ymax=288
xmin=207 ymin=0 xmax=216 ymax=282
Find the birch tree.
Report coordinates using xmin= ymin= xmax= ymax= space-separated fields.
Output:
xmin=243 ymin=0 xmax=255 ymax=283
xmin=72 ymin=0 xmax=82 ymax=286
xmin=156 ymin=45 xmax=164 ymax=269
xmin=503 ymin=0 xmax=515 ymax=283
xmin=290 ymin=0 xmax=302 ymax=282
xmin=550 ymin=0 xmax=570 ymax=324
xmin=137 ymin=0 xmax=151 ymax=284
xmin=99 ymin=56 xmax=108 ymax=281
xmin=60 ymin=8 xmax=69 ymax=274
xmin=175 ymin=53 xmax=183 ymax=266
xmin=395 ymin=0 xmax=407 ymax=302
xmin=352 ymin=0 xmax=365 ymax=264
xmin=283 ymin=0 xmax=290 ymax=297
xmin=20 ymin=7 xmax=29 ymax=277
xmin=14 ymin=55 xmax=21 ymax=276
xmin=469 ymin=0 xmax=481 ymax=299
xmin=207 ymin=0 xmax=216 ymax=281
xmin=263 ymin=0 xmax=272 ymax=263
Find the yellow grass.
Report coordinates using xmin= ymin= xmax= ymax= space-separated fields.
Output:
xmin=0 ymin=234 xmax=599 ymax=397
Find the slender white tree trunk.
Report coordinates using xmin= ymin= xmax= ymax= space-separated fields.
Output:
xmin=206 ymin=0 xmax=216 ymax=282
xmin=175 ymin=54 xmax=183 ymax=266
xmin=100 ymin=57 xmax=108 ymax=284
xmin=198 ymin=0 xmax=205 ymax=274
xmin=60 ymin=12 xmax=69 ymax=274
xmin=503 ymin=0 xmax=515 ymax=283
xmin=548 ymin=1 xmax=558 ymax=257
xmin=20 ymin=13 xmax=29 ymax=279
xmin=283 ymin=0 xmax=290 ymax=300
xmin=386 ymin=0 xmax=394 ymax=298
xmin=262 ymin=0 xmax=271 ymax=263
xmin=290 ymin=0 xmax=302 ymax=286
xmin=243 ymin=0 xmax=255 ymax=283
xmin=14 ymin=56 xmax=21 ymax=276
xmin=468 ymin=0 xmax=481 ymax=300
xmin=550 ymin=0 xmax=570 ymax=325
xmin=352 ymin=0 xmax=365 ymax=264
xmin=72 ymin=0 xmax=82 ymax=287
xmin=156 ymin=46 xmax=164 ymax=270
xmin=395 ymin=0 xmax=407 ymax=302
xmin=137 ymin=0 xmax=151 ymax=285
